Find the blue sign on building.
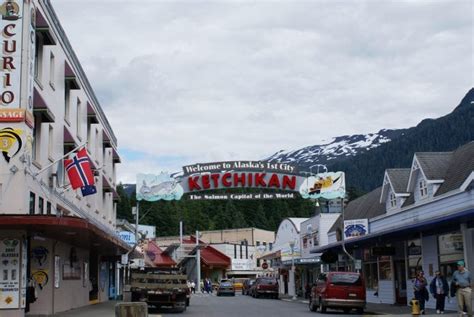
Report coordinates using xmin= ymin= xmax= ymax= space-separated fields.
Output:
xmin=118 ymin=231 xmax=136 ymax=246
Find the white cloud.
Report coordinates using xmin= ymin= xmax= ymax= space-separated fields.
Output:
xmin=52 ymin=0 xmax=473 ymax=182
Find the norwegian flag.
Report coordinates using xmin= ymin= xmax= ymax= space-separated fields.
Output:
xmin=64 ymin=148 xmax=97 ymax=196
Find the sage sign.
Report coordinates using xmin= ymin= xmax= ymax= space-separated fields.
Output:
xmin=136 ymin=161 xmax=345 ymax=201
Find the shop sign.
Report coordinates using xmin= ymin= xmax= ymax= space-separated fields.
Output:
xmin=1 ymin=0 xmax=24 ymax=109
xmin=0 ymin=238 xmax=20 ymax=309
xmin=231 ymin=259 xmax=253 ymax=271
xmin=439 ymin=233 xmax=463 ymax=255
xmin=118 ymin=231 xmax=136 ymax=246
xmin=137 ymin=163 xmax=345 ymax=201
xmin=371 ymin=246 xmax=396 ymax=256
xmin=343 ymin=219 xmax=369 ymax=239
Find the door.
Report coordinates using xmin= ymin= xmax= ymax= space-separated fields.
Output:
xmin=394 ymin=260 xmax=407 ymax=305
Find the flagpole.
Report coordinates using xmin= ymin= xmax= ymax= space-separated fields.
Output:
xmin=33 ymin=142 xmax=88 ymax=177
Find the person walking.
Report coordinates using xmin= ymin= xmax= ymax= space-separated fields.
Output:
xmin=430 ymin=271 xmax=449 ymax=314
xmin=414 ymin=271 xmax=429 ymax=315
xmin=191 ymin=280 xmax=196 ymax=294
xmin=452 ymin=260 xmax=472 ymax=317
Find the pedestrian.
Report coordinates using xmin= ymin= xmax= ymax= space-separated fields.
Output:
xmin=191 ymin=280 xmax=196 ymax=294
xmin=430 ymin=271 xmax=449 ymax=314
xmin=452 ymin=260 xmax=472 ymax=317
xmin=413 ymin=271 xmax=428 ymax=315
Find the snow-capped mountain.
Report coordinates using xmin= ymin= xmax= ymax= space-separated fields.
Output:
xmin=265 ymin=129 xmax=405 ymax=167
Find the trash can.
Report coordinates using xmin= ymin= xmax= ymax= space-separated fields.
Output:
xmin=115 ymin=302 xmax=148 ymax=317
xmin=410 ymin=298 xmax=420 ymax=315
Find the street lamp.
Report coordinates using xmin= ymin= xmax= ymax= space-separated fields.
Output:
xmin=289 ymin=240 xmax=297 ymax=300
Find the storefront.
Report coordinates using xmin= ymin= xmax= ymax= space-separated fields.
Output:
xmin=312 ymin=142 xmax=474 ymax=308
xmin=0 ymin=216 xmax=129 ymax=317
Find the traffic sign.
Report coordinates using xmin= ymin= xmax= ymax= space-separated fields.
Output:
xmin=262 ymin=262 xmax=269 ymax=269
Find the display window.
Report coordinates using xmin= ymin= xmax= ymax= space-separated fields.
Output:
xmin=379 ymin=260 xmax=392 ymax=280
xmin=363 ymin=262 xmax=378 ymax=290
xmin=407 ymin=239 xmax=422 ymax=279
xmin=438 ymin=232 xmax=464 ymax=281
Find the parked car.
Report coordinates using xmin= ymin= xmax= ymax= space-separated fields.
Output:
xmin=252 ymin=277 xmax=279 ymax=299
xmin=217 ymin=280 xmax=235 ymax=296
xmin=243 ymin=279 xmax=255 ymax=295
xmin=309 ymin=272 xmax=366 ymax=314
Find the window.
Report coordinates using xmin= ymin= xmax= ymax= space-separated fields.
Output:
xmin=390 ymin=193 xmax=397 ymax=208
xmin=438 ymin=233 xmax=464 ymax=282
xmin=34 ymin=33 xmax=44 ymax=82
xmin=234 ymin=244 xmax=237 ymax=259
xmin=48 ymin=124 xmax=53 ymax=161
xmin=46 ymin=201 xmax=52 ymax=215
xmin=0 ymin=184 xmax=2 ymax=204
xmin=363 ymin=262 xmax=378 ymax=290
xmin=245 ymin=244 xmax=248 ymax=259
xmin=419 ymin=179 xmax=427 ymax=197
xmin=29 ymin=192 xmax=36 ymax=215
xmin=76 ymin=98 xmax=82 ymax=140
xmin=256 ymin=241 xmax=260 ymax=247
xmin=64 ymin=81 xmax=71 ymax=123
xmin=38 ymin=197 xmax=44 ymax=215
xmin=269 ymin=243 xmax=273 ymax=251
xmin=49 ymin=52 xmax=55 ymax=88
xmin=408 ymin=239 xmax=422 ymax=279
xmin=303 ymin=237 xmax=308 ymax=248
xmin=32 ymin=115 xmax=42 ymax=163
xmin=379 ymin=259 xmax=392 ymax=280
xmin=240 ymin=244 xmax=243 ymax=259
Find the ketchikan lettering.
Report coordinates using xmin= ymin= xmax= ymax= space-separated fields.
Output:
xmin=187 ymin=172 xmax=296 ymax=191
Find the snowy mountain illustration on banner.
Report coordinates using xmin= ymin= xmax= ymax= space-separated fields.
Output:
xmin=136 ymin=172 xmax=184 ymax=201
xmin=299 ymin=172 xmax=345 ymax=200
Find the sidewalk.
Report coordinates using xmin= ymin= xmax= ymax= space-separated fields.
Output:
xmin=279 ymin=295 xmax=458 ymax=316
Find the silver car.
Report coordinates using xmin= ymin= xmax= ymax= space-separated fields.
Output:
xmin=217 ymin=281 xmax=235 ymax=296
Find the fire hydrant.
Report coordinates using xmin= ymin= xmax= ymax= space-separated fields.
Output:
xmin=410 ymin=298 xmax=420 ymax=315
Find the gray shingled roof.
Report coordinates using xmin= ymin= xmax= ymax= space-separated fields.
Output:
xmin=386 ymin=169 xmax=411 ymax=193
xmin=435 ymin=142 xmax=474 ymax=196
xmin=329 ymin=187 xmax=385 ymax=233
xmin=416 ymin=152 xmax=453 ymax=180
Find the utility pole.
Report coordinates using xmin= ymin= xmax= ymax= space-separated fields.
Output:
xmin=195 ymin=230 xmax=201 ymax=293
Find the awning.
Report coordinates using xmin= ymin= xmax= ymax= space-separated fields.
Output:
xmin=65 ymin=61 xmax=80 ymax=89
xmin=63 ymin=126 xmax=77 ymax=147
xmin=200 ymin=246 xmax=231 ymax=267
xmin=112 ymin=147 xmax=121 ymax=163
xmin=33 ymin=88 xmax=55 ymax=122
xmin=282 ymin=255 xmax=321 ymax=266
xmin=0 ymin=215 xmax=130 ymax=255
xmin=87 ymin=102 xmax=99 ymax=124
xmin=35 ymin=9 xmax=56 ymax=45
xmin=311 ymin=207 xmax=474 ymax=254
xmin=258 ymin=250 xmax=281 ymax=261
xmin=103 ymin=131 xmax=112 ymax=147
xmin=103 ymin=175 xmax=115 ymax=193
xmin=146 ymin=241 xmax=176 ymax=268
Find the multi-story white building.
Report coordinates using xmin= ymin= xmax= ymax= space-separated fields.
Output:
xmin=0 ymin=1 xmax=128 ymax=316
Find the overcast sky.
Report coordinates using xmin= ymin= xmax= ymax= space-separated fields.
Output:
xmin=52 ymin=0 xmax=473 ymax=183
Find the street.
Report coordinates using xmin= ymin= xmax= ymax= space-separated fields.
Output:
xmin=53 ymin=293 xmax=459 ymax=317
